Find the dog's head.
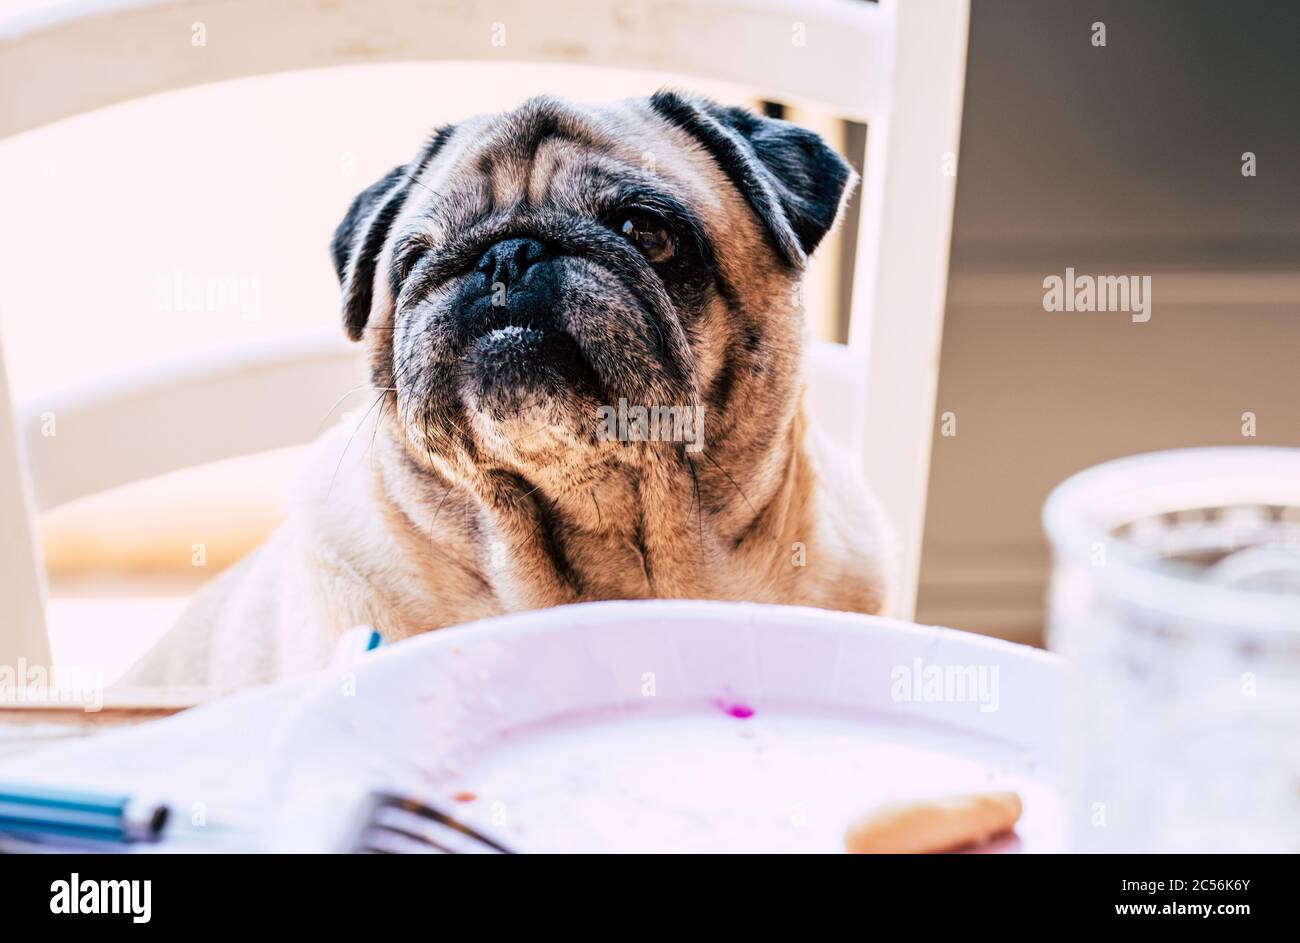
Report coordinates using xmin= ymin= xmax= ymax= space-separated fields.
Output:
xmin=331 ymin=92 xmax=854 ymax=496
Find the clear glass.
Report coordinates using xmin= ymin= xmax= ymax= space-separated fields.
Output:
xmin=1044 ymin=448 xmax=1300 ymax=852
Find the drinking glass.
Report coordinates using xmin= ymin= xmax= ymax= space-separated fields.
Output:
xmin=1044 ymin=448 xmax=1300 ymax=852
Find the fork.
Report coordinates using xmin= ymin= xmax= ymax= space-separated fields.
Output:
xmin=350 ymin=790 xmax=515 ymax=854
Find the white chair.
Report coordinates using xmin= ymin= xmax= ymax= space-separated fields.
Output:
xmin=0 ymin=0 xmax=968 ymax=668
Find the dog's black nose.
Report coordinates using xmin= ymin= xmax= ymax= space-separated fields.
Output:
xmin=476 ymin=237 xmax=548 ymax=287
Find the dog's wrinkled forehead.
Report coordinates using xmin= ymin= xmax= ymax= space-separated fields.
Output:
xmin=406 ymin=96 xmax=729 ymax=238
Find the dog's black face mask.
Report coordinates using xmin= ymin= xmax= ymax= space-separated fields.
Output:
xmin=329 ymin=93 xmax=853 ymax=491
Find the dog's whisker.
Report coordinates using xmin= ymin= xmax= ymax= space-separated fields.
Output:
xmin=686 ymin=454 xmax=705 ymax=556
xmin=365 ymin=393 xmax=392 ymax=472
xmin=327 ymin=388 xmax=392 ymax=499
xmin=699 ymin=450 xmax=782 ymax=547
xmin=699 ymin=450 xmax=756 ymax=517
xmin=429 ymin=477 xmax=457 ymax=528
xmin=315 ymin=384 xmax=399 ymax=434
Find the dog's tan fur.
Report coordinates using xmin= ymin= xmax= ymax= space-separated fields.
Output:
xmin=124 ymin=95 xmax=894 ymax=689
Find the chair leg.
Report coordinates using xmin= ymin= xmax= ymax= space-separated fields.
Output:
xmin=848 ymin=0 xmax=970 ymax=619
xmin=0 ymin=331 xmax=52 ymax=672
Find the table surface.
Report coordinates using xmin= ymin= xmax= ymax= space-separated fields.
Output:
xmin=0 ymin=689 xmax=198 ymax=761
xmin=0 ymin=608 xmax=1062 ymax=853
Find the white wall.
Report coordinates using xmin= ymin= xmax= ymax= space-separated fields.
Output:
xmin=916 ymin=0 xmax=1300 ymax=642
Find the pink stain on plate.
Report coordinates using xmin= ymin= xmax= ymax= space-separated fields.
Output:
xmin=712 ymin=696 xmax=755 ymax=719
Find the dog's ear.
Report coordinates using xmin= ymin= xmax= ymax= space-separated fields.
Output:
xmin=330 ymin=126 xmax=456 ymax=341
xmin=649 ymin=91 xmax=856 ymax=265
xmin=330 ymin=165 xmax=410 ymax=342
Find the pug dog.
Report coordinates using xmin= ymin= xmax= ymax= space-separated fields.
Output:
xmin=124 ymin=92 xmax=894 ymax=689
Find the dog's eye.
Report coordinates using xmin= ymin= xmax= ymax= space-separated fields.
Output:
xmin=618 ymin=215 xmax=676 ymax=263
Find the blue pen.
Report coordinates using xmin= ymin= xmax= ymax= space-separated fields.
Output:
xmin=0 ymin=781 xmax=169 ymax=844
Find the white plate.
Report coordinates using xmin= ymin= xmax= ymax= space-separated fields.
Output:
xmin=273 ymin=600 xmax=1066 ymax=853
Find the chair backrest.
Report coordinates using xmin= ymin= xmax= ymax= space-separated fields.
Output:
xmin=0 ymin=0 xmax=968 ymax=667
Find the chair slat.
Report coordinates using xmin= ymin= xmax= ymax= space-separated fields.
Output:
xmin=18 ymin=333 xmax=368 ymax=512
xmin=0 ymin=0 xmax=890 ymax=139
